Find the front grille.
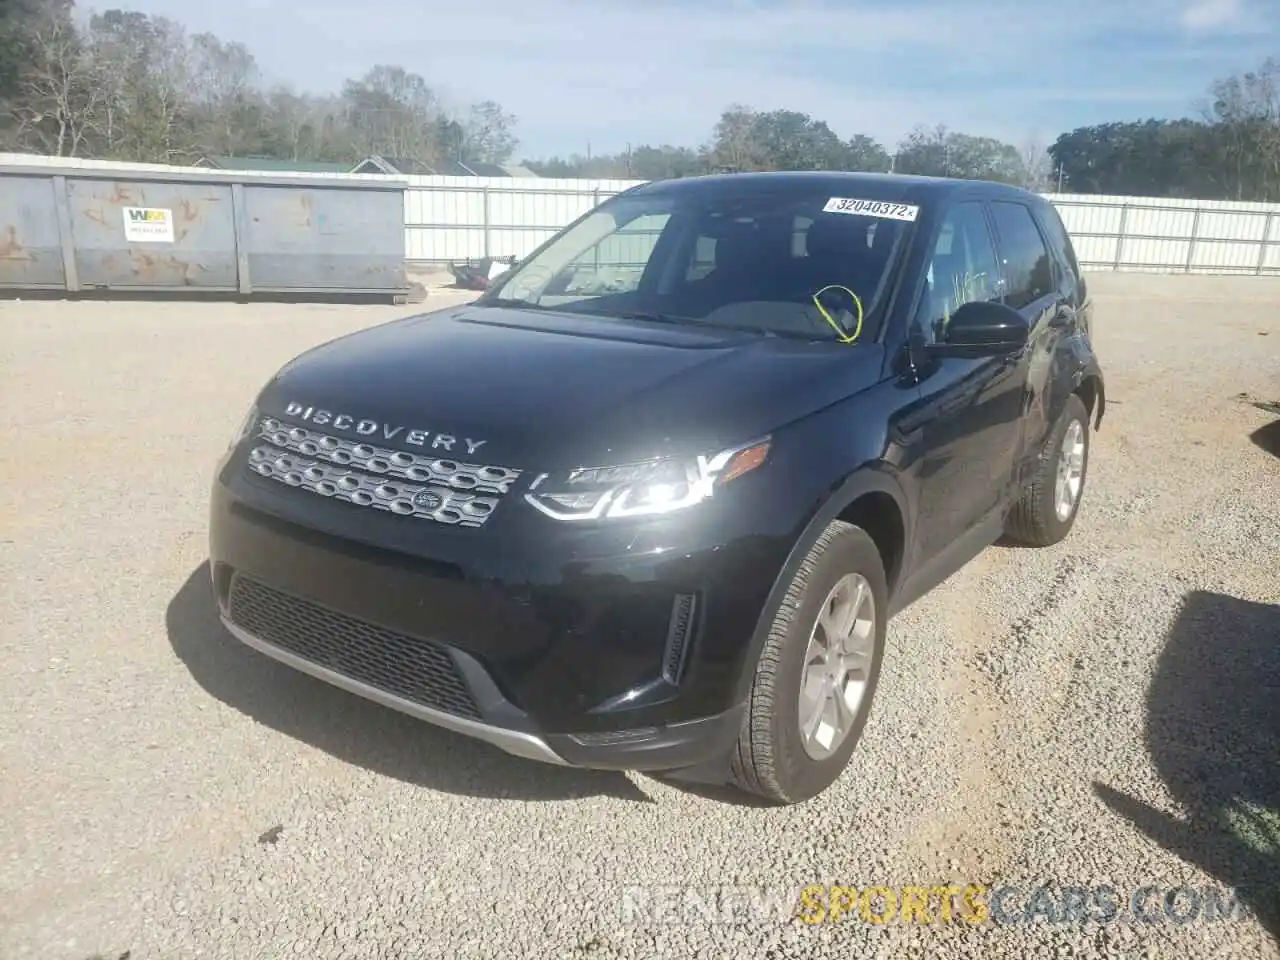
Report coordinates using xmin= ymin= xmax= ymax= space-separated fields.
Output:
xmin=246 ymin=416 xmax=522 ymax=528
xmin=227 ymin=573 xmax=482 ymax=721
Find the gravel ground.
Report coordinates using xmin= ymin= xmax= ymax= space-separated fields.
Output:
xmin=1 ymin=274 xmax=1278 ymax=960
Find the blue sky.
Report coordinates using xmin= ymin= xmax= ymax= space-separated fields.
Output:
xmin=100 ymin=0 xmax=1277 ymax=159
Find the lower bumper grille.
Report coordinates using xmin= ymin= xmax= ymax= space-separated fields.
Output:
xmin=226 ymin=573 xmax=482 ymax=721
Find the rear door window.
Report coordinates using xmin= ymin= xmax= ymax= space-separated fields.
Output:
xmin=1035 ymin=203 xmax=1083 ymax=302
xmin=989 ymin=201 xmax=1055 ymax=310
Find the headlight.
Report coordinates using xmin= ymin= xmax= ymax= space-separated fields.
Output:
xmin=229 ymin=403 xmax=259 ymax=450
xmin=524 ymin=437 xmax=771 ymax=521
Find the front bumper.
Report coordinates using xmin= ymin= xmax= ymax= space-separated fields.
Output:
xmin=208 ymin=451 xmax=794 ymax=772
xmin=220 ymin=614 xmax=565 ymax=764
xmin=219 ymin=613 xmax=743 ymax=769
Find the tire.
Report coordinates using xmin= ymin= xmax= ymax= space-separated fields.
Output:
xmin=1005 ymin=391 xmax=1091 ymax=547
xmin=729 ymin=520 xmax=888 ymax=805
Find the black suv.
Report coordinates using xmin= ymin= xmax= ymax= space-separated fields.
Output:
xmin=209 ymin=172 xmax=1104 ymax=804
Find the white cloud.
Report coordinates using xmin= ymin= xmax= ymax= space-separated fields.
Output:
xmin=1180 ymin=0 xmax=1244 ymax=29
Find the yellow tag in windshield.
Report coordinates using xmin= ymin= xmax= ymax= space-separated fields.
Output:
xmin=812 ymin=285 xmax=864 ymax=344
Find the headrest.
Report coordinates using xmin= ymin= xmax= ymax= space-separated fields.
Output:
xmin=713 ymin=220 xmax=765 ymax=266
xmin=711 ymin=216 xmax=797 ymax=275
xmin=806 ymin=214 xmax=871 ymax=261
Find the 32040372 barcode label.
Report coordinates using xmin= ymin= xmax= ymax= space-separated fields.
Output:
xmin=822 ymin=197 xmax=920 ymax=221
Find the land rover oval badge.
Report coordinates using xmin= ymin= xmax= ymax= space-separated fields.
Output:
xmin=413 ymin=490 xmax=444 ymax=511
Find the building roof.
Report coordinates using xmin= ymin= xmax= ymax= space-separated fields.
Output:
xmin=429 ymin=159 xmax=471 ymax=176
xmin=460 ymin=160 xmax=513 ymax=177
xmin=425 ymin=158 xmax=518 ymax=177
xmin=351 ymin=155 xmax=538 ymax=177
xmin=352 ymin=156 xmax=438 ymax=175
xmin=195 ymin=155 xmax=352 ymax=174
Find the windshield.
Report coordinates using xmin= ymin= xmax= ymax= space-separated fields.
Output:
xmin=481 ymin=187 xmax=916 ymax=342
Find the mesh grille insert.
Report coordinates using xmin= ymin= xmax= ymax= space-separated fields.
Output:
xmin=662 ymin=592 xmax=699 ymax=685
xmin=245 ymin=417 xmax=522 ymax=528
xmin=227 ymin=573 xmax=482 ymax=721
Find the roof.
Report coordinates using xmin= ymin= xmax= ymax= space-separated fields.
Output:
xmin=461 ymin=160 xmax=513 ymax=177
xmin=396 ymin=158 xmax=435 ymax=174
xmin=431 ymin=159 xmax=517 ymax=177
xmin=350 ymin=156 xmax=440 ymax=175
xmin=430 ymin=159 xmax=471 ymax=176
xmin=196 ymin=155 xmax=352 ymax=174
xmin=351 ymin=156 xmax=537 ymax=177
xmin=629 ymin=170 xmax=1033 ymax=204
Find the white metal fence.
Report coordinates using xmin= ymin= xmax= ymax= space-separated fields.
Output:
xmin=401 ymin=175 xmax=644 ymax=263
xmin=1052 ymin=194 xmax=1280 ymax=275
xmin=6 ymin=152 xmax=1280 ymax=275
xmin=406 ymin=182 xmax=1280 ymax=276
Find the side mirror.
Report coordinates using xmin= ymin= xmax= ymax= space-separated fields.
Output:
xmin=930 ymin=300 xmax=1029 ymax=357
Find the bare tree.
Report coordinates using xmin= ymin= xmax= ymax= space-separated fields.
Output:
xmin=708 ymin=104 xmax=768 ymax=172
xmin=1205 ymin=56 xmax=1280 ymax=200
xmin=83 ymin=9 xmax=141 ymax=156
xmin=342 ymin=65 xmax=442 ymax=161
xmin=262 ymin=86 xmax=311 ymax=160
xmin=188 ymin=32 xmax=261 ymax=156
xmin=5 ymin=2 xmax=523 ymax=170
xmin=263 ymin=88 xmax=351 ymax=161
xmin=143 ymin=15 xmax=195 ymax=161
xmin=458 ymin=99 xmax=518 ymax=164
xmin=1019 ymin=135 xmax=1054 ymax=192
xmin=83 ymin=10 xmax=197 ymax=162
xmin=11 ymin=8 xmax=102 ymax=156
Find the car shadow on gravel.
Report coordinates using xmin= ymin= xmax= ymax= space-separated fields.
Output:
xmin=1249 ymin=419 xmax=1280 ymax=458
xmin=1094 ymin=590 xmax=1280 ymax=939
xmin=167 ymin=563 xmax=654 ymax=804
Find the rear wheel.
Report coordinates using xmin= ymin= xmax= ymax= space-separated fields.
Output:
xmin=730 ymin=520 xmax=888 ymax=805
xmin=1005 ymin=392 xmax=1091 ymax=546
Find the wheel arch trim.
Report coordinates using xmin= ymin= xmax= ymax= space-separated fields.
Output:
xmin=1052 ymin=336 xmax=1105 ymax=433
xmin=729 ymin=466 xmax=911 ymax=705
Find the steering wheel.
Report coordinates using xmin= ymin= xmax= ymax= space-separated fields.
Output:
xmin=502 ymin=264 xmax=553 ymax=302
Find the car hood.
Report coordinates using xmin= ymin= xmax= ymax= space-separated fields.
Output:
xmin=259 ymin=303 xmax=886 ymax=469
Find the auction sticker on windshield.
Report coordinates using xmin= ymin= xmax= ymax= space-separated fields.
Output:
xmin=823 ymin=197 xmax=919 ymax=221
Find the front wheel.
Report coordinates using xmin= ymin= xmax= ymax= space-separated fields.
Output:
xmin=729 ymin=520 xmax=888 ymax=805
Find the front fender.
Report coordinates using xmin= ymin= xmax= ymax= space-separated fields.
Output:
xmin=728 ymin=464 xmax=911 ymax=706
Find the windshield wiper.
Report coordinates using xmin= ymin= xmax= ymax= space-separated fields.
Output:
xmin=475 ymin=297 xmax=548 ymax=309
xmin=604 ymin=310 xmax=779 ymax=338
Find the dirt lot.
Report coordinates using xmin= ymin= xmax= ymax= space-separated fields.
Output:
xmin=1 ymin=275 xmax=1278 ymax=960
